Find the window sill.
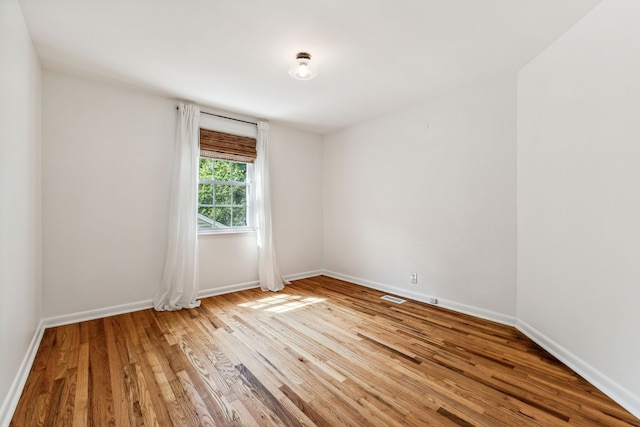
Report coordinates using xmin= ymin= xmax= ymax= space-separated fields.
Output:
xmin=198 ymin=228 xmax=256 ymax=237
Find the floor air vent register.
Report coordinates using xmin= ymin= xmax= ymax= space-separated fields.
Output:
xmin=380 ymin=295 xmax=406 ymax=304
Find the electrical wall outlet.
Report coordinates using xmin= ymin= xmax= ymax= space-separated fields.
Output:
xmin=410 ymin=273 xmax=418 ymax=283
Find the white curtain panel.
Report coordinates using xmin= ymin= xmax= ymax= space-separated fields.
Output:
xmin=153 ymin=104 xmax=201 ymax=311
xmin=255 ymin=121 xmax=287 ymax=291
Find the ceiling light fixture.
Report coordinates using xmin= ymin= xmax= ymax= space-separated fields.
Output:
xmin=289 ymin=52 xmax=318 ymax=80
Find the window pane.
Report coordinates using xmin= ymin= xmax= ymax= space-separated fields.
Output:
xmin=231 ymin=162 xmax=247 ymax=182
xmin=199 ymin=158 xmax=213 ymax=180
xmin=213 ymin=159 xmax=230 ymax=181
xmin=198 ymin=184 xmax=213 ymax=205
xmin=215 ymin=207 xmax=232 ymax=227
xmin=198 ymin=158 xmax=251 ymax=232
xmin=198 ymin=207 xmax=214 ymax=229
xmin=232 ymin=186 xmax=246 ymax=206
xmin=232 ymin=207 xmax=247 ymax=227
xmin=215 ymin=185 xmax=231 ymax=205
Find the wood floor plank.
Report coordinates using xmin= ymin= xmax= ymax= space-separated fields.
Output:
xmin=72 ymin=342 xmax=89 ymax=426
xmin=87 ymin=320 xmax=116 ymax=426
xmin=176 ymin=370 xmax=217 ymax=427
xmin=10 ymin=276 xmax=640 ymax=426
xmin=104 ymin=317 xmax=132 ymax=427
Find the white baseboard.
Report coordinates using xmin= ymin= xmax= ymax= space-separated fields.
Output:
xmin=517 ymin=319 xmax=640 ymax=420
xmin=42 ymin=271 xmax=324 ymax=328
xmin=0 ymin=321 xmax=45 ymax=427
xmin=284 ymin=270 xmax=325 ymax=282
xmin=438 ymin=297 xmax=516 ymax=327
xmin=198 ymin=280 xmax=260 ymax=299
xmin=42 ymin=299 xmax=154 ymax=328
xmin=197 ymin=270 xmax=325 ymax=299
xmin=322 ymin=270 xmax=516 ymax=326
xmin=198 ymin=270 xmax=325 ymax=298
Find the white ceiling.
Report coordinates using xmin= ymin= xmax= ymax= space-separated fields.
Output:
xmin=18 ymin=0 xmax=601 ymax=134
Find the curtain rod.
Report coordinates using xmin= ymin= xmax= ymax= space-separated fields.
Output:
xmin=176 ymin=106 xmax=257 ymax=126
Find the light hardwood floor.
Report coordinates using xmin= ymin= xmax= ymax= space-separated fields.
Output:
xmin=11 ymin=276 xmax=640 ymax=426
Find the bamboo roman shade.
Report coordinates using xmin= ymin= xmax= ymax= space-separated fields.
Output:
xmin=199 ymin=129 xmax=257 ymax=163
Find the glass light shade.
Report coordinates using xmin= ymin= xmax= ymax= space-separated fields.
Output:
xmin=288 ymin=52 xmax=318 ymax=80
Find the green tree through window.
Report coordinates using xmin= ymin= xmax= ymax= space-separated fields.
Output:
xmin=198 ymin=158 xmax=250 ymax=231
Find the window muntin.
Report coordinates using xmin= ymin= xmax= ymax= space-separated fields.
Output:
xmin=198 ymin=158 xmax=252 ymax=232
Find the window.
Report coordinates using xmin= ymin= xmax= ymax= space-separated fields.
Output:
xmin=198 ymin=158 xmax=252 ymax=231
xmin=197 ymin=128 xmax=256 ymax=233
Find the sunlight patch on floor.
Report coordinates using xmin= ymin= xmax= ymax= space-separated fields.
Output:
xmin=238 ymin=294 xmax=326 ymax=313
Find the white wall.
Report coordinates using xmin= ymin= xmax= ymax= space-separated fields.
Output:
xmin=43 ymin=72 xmax=176 ymax=317
xmin=269 ymin=124 xmax=323 ymax=278
xmin=42 ymin=71 xmax=324 ymax=318
xmin=323 ymin=75 xmax=517 ymax=320
xmin=0 ymin=0 xmax=42 ymax=420
xmin=517 ymin=0 xmax=640 ymax=415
